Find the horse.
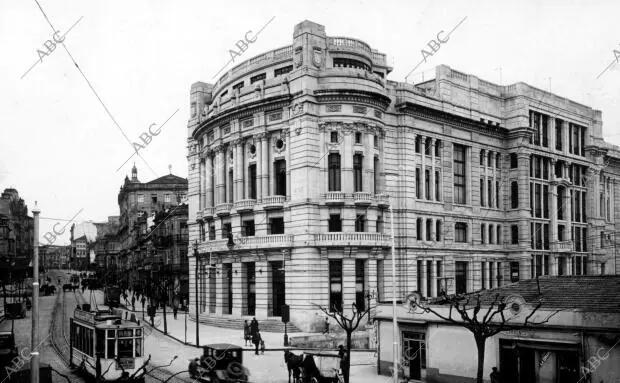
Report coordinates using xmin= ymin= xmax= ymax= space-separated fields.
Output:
xmin=284 ymin=350 xmax=304 ymax=383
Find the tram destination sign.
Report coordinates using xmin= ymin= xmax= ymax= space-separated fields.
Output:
xmin=116 ymin=358 xmax=135 ymax=370
xmin=74 ymin=309 xmax=96 ymax=324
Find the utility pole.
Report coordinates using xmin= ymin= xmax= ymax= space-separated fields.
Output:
xmin=388 ymin=204 xmax=399 ymax=383
xmin=194 ymin=241 xmax=200 ymax=347
xmin=31 ymin=202 xmax=40 ymax=383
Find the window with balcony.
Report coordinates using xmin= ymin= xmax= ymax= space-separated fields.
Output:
xmin=250 ymin=73 xmax=266 ymax=84
xmin=243 ymin=220 xmax=255 ymax=237
xmin=453 ymin=144 xmax=467 ymax=204
xmin=274 ymin=160 xmax=286 ymax=196
xmin=328 ymin=214 xmax=342 ymax=232
xmin=374 ymin=157 xmax=379 ymax=194
xmin=249 ymin=164 xmax=257 ymax=199
xmin=353 ymin=154 xmax=363 ymax=192
xmin=455 ymin=222 xmax=467 ymax=243
xmin=274 ymin=65 xmax=293 ymax=77
xmin=455 ymin=261 xmax=468 ymax=294
xmin=355 ymin=260 xmax=366 ymax=311
xmin=328 ymin=153 xmax=341 ymax=192
xmin=269 ymin=218 xmax=284 ymax=235
xmin=376 ymin=215 xmax=384 ymax=233
xmin=355 ymin=214 xmax=366 ymax=232
xmin=329 ymin=260 xmax=343 ymax=312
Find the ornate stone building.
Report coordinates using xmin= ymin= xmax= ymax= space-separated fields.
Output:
xmin=186 ymin=20 xmax=620 ymax=331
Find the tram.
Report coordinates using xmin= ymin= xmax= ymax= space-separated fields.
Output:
xmin=70 ymin=305 xmax=148 ymax=382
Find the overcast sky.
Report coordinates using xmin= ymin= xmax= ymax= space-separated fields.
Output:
xmin=1 ymin=0 xmax=619 ymax=246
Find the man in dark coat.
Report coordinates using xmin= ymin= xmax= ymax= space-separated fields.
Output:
xmin=252 ymin=331 xmax=262 ymax=355
xmin=338 ymin=345 xmax=350 ymax=383
xmin=250 ymin=317 xmax=259 ymax=337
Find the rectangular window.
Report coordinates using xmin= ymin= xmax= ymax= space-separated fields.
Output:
xmin=274 ymin=160 xmax=287 ymax=196
xmin=138 ymin=194 xmax=144 ymax=203
xmin=374 ymin=157 xmax=379 ymax=194
xmin=511 ymin=225 xmax=519 ymax=244
xmin=328 ymin=153 xmax=341 ymax=192
xmin=328 ymin=214 xmax=342 ymax=232
xmin=455 ymin=222 xmax=467 ymax=243
xmin=329 ymin=260 xmax=343 ymax=312
xmin=435 ymin=171 xmax=440 ymax=201
xmin=415 ymin=168 xmax=421 ymax=199
xmin=535 ymin=184 xmax=542 ymax=218
xmin=232 ymin=81 xmax=244 ymax=91
xmin=269 ymin=217 xmax=284 ymax=235
xmin=453 ymin=144 xmax=467 ymax=204
xmin=555 ymin=119 xmax=563 ymax=150
xmin=455 ymin=261 xmax=468 ymax=294
xmin=330 ymin=132 xmax=339 ymax=143
xmin=355 ymin=214 xmax=366 ymax=232
xmin=542 ymin=115 xmax=548 ymax=147
xmin=355 ymin=260 xmax=365 ymax=311
xmin=164 ymin=194 xmax=171 ymax=203
xmin=222 ymin=223 xmax=232 ymax=239
xmin=488 ymin=179 xmax=493 ymax=207
xmin=510 ymin=153 xmax=518 ymax=168
xmin=580 ymin=127 xmax=586 ymax=156
xmin=480 ymin=178 xmax=485 ymax=206
xmin=543 ymin=185 xmax=549 ymax=218
xmin=249 ymin=164 xmax=257 ymax=199
xmin=243 ymin=220 xmax=255 ymax=237
xmin=208 ymin=224 xmax=215 ymax=240
xmin=355 ymin=132 xmax=362 ymax=144
xmin=425 ymin=169 xmax=430 ymax=200
xmin=481 ymin=224 xmax=486 ymax=244
xmin=510 ymin=262 xmax=519 ymax=282
xmin=376 ymin=215 xmax=384 ymax=233
xmin=250 ymin=73 xmax=266 ymax=84
xmin=274 ymin=65 xmax=293 ymax=77
xmin=353 ymin=154 xmax=363 ymax=192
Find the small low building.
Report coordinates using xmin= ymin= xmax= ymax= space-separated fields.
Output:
xmin=374 ymin=275 xmax=620 ymax=383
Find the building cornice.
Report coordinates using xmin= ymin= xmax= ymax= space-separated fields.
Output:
xmin=313 ymin=89 xmax=392 ymax=110
xmin=396 ymin=101 xmax=510 ymax=139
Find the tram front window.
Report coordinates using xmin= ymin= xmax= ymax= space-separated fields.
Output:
xmin=118 ymin=339 xmax=133 ymax=358
xmin=107 ymin=339 xmax=116 ymax=359
xmin=96 ymin=329 xmax=105 ymax=356
xmin=135 ymin=339 xmax=142 ymax=357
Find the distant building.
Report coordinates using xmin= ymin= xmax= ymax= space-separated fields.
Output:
xmin=70 ymin=233 xmax=90 ymax=271
xmin=116 ymin=165 xmax=187 ymax=288
xmin=0 ymin=188 xmax=34 ymax=280
xmin=92 ymin=216 xmax=120 ymax=268
xmin=375 ymin=276 xmax=620 ymax=383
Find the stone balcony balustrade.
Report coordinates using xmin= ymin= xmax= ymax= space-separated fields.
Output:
xmin=215 ymin=203 xmax=233 ymax=216
xmin=262 ymin=195 xmax=286 ymax=210
xmin=313 ymin=232 xmax=392 ymax=248
xmin=235 ymin=199 xmax=256 ymax=213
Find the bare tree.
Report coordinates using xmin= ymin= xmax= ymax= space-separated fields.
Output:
xmin=313 ymin=302 xmax=373 ymax=383
xmin=409 ymin=281 xmax=561 ymax=383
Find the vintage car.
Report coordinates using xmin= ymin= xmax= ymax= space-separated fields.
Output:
xmin=4 ymin=302 xmax=26 ymax=319
xmin=0 ymin=331 xmax=18 ymax=368
xmin=191 ymin=343 xmax=250 ymax=383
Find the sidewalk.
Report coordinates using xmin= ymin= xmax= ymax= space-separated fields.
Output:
xmin=81 ymin=288 xmax=389 ymax=383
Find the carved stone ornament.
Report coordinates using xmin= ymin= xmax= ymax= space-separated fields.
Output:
xmin=273 ymin=134 xmax=286 ymax=154
xmin=291 ymin=103 xmax=304 ymax=115
xmin=312 ymin=47 xmax=323 ymax=68
xmin=247 ymin=141 xmax=257 ymax=159
xmin=294 ymin=46 xmax=303 ymax=68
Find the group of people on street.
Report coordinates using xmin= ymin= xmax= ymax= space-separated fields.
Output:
xmin=244 ymin=318 xmax=265 ymax=355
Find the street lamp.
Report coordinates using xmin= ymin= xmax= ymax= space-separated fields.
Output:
xmin=31 ymin=202 xmax=40 ymax=383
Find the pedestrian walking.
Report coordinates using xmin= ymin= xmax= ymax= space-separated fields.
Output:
xmin=323 ymin=317 xmax=329 ymax=334
xmin=490 ymin=367 xmax=501 ymax=383
xmin=250 ymin=317 xmax=259 ymax=337
xmin=131 ymin=296 xmax=136 ymax=311
xmin=243 ymin=320 xmax=251 ymax=346
xmin=141 ymin=296 xmax=146 ymax=308
xmin=252 ymin=331 xmax=262 ymax=355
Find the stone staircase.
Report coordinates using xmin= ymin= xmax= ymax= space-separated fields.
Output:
xmin=189 ymin=314 xmax=303 ymax=333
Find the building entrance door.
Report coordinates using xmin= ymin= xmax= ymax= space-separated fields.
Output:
xmin=271 ymin=261 xmax=285 ymax=317
xmin=402 ymin=331 xmax=425 ymax=380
